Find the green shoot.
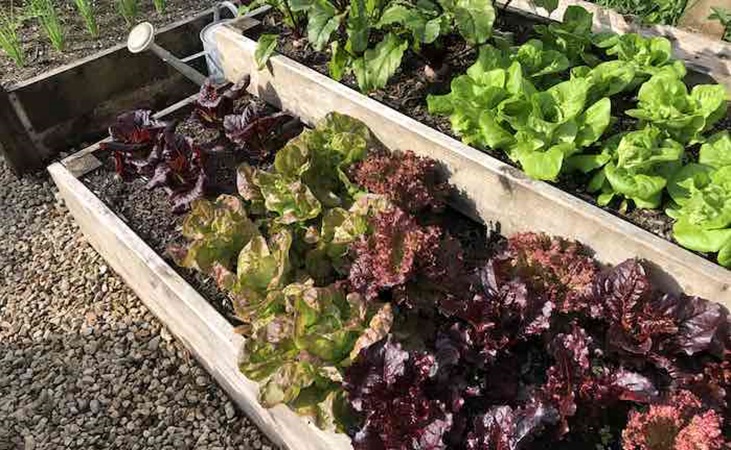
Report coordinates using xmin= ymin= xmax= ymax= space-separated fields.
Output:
xmin=74 ymin=0 xmax=98 ymax=38
xmin=709 ymin=7 xmax=731 ymax=42
xmin=116 ymin=0 xmax=139 ymax=26
xmin=29 ymin=0 xmax=65 ymax=51
xmin=0 ymin=7 xmax=24 ymax=67
xmin=152 ymin=0 xmax=166 ymax=14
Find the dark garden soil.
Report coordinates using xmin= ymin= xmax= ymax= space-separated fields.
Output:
xmin=253 ymin=10 xmax=731 ymax=262
xmin=0 ymin=0 xmax=219 ymax=87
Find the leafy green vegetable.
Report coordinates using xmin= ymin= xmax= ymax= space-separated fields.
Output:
xmin=589 ymin=127 xmax=684 ymax=209
xmin=625 ymin=71 xmax=728 ymax=144
xmin=534 ymin=5 xmax=598 ymax=66
xmin=593 ymin=32 xmax=685 ymax=83
xmin=665 ymin=131 xmax=731 ymax=266
xmin=352 ymin=33 xmax=408 ymax=92
xmin=428 ymin=47 xmax=611 ymax=180
xmin=254 ymin=34 xmax=278 ymax=70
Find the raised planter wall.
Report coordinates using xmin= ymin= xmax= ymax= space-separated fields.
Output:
xmin=212 ymin=24 xmax=730 ymax=304
xmin=1 ymin=10 xmax=214 ymax=175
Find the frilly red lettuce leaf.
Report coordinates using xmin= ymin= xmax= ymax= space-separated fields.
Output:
xmin=349 ymin=150 xmax=452 ymax=214
xmin=194 ymin=76 xmax=250 ymax=128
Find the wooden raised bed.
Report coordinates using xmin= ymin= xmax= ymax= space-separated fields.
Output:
xmin=2 ymin=9 xmax=215 ymax=176
xmin=49 ymin=10 xmax=731 ymax=450
xmin=209 ymin=25 xmax=730 ymax=303
xmin=48 ymin=94 xmax=352 ymax=450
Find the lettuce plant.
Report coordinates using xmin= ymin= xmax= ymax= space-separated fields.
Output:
xmin=625 ymin=71 xmax=728 ymax=145
xmin=428 ymin=47 xmax=611 ymax=180
xmin=666 ymin=132 xmax=731 ymax=267
xmin=592 ymin=33 xmax=686 ymax=83
xmin=101 ymin=110 xmax=209 ymax=212
xmin=585 ymin=126 xmax=685 ymax=209
xmin=534 ymin=6 xmax=598 ymax=67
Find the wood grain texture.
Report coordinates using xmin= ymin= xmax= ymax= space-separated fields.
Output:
xmin=497 ymin=0 xmax=731 ymax=92
xmin=48 ymin=163 xmax=352 ymax=450
xmin=214 ymin=26 xmax=730 ymax=305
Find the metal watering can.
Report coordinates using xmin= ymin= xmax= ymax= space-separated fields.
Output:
xmin=126 ymin=2 xmax=263 ymax=85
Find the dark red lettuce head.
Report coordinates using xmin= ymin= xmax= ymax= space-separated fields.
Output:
xmin=491 ymin=232 xmax=599 ymax=316
xmin=194 ymin=75 xmax=250 ymax=127
xmin=107 ymin=109 xmax=167 ymax=145
xmin=466 ymin=402 xmax=559 ymax=450
xmin=223 ymin=103 xmax=291 ymax=158
xmin=345 ymin=336 xmax=452 ymax=450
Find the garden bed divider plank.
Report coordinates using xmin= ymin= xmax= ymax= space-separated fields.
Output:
xmin=48 ymin=159 xmax=353 ymax=450
xmin=497 ymin=0 xmax=731 ymax=92
xmin=213 ymin=25 xmax=731 ymax=305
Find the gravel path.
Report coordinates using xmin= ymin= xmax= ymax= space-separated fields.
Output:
xmin=0 ymin=156 xmax=275 ymax=450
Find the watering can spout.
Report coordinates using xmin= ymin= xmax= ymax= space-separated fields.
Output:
xmin=127 ymin=22 xmax=208 ymax=86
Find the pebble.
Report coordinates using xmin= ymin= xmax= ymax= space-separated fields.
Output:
xmin=0 ymin=156 xmax=276 ymax=449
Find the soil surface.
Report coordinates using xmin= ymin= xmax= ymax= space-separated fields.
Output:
xmin=0 ymin=0 xmax=219 ymax=87
xmin=255 ymin=10 xmax=729 ymax=263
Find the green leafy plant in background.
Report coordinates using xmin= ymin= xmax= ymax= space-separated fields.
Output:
xmin=709 ymin=7 xmax=731 ymax=42
xmin=255 ymin=33 xmax=278 ymax=69
xmin=625 ymin=70 xmax=727 ymax=145
xmin=666 ymin=131 xmax=731 ymax=267
xmin=0 ymin=7 xmax=24 ymax=67
xmin=246 ymin=0 xmax=496 ymax=91
xmin=152 ymin=0 xmax=166 ymax=13
xmin=534 ymin=5 xmax=599 ymax=66
xmin=584 ymin=127 xmax=684 ymax=209
xmin=116 ymin=0 xmax=139 ymax=26
xmin=592 ymin=0 xmax=687 ymax=25
xmin=427 ymin=38 xmax=610 ymax=181
xmin=29 ymin=0 xmax=65 ymax=51
xmin=73 ymin=0 xmax=99 ymax=38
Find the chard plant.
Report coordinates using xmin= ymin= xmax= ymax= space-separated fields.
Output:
xmin=73 ymin=0 xmax=98 ymax=38
xmin=246 ymin=0 xmax=496 ymax=92
xmin=29 ymin=0 xmax=65 ymax=51
xmin=0 ymin=7 xmax=24 ymax=67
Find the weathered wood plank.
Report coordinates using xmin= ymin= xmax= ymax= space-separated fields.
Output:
xmin=214 ymin=26 xmax=730 ymax=305
xmin=0 ymin=87 xmax=44 ymax=175
xmin=48 ymin=162 xmax=352 ymax=450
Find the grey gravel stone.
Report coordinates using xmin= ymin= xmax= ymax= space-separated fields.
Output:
xmin=0 ymin=156 xmax=276 ymax=450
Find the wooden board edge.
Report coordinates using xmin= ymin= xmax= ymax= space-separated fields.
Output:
xmin=47 ymin=162 xmax=353 ymax=450
xmin=214 ymin=27 xmax=730 ymax=305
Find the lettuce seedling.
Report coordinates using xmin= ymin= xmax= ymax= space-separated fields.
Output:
xmin=101 ymin=110 xmax=211 ymax=212
xmin=587 ymin=126 xmax=685 ymax=209
xmin=626 ymin=71 xmax=727 ymax=145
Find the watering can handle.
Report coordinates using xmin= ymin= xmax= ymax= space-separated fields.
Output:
xmin=213 ymin=1 xmax=239 ymax=22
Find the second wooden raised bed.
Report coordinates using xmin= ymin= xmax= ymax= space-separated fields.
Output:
xmin=210 ymin=24 xmax=730 ymax=303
